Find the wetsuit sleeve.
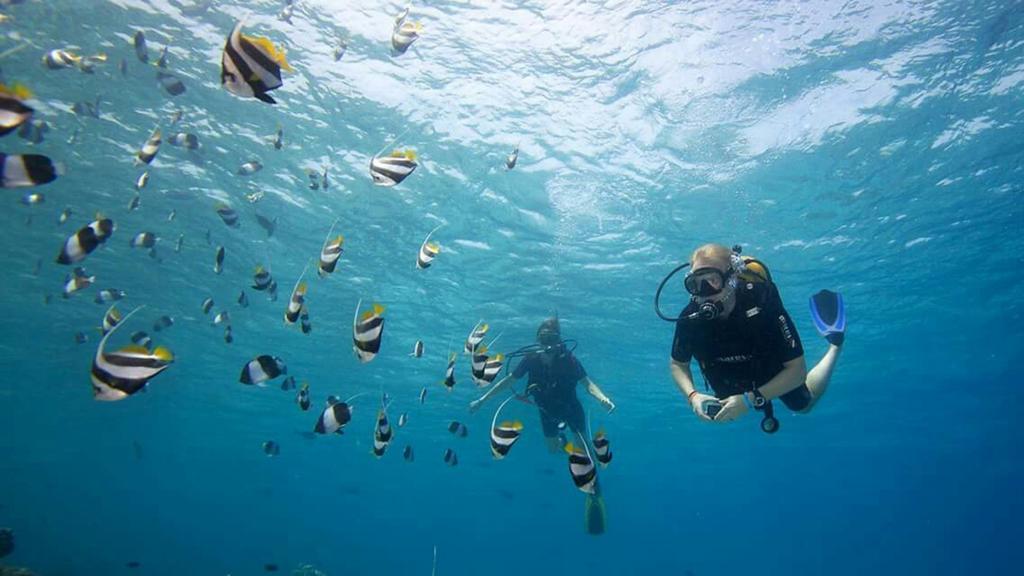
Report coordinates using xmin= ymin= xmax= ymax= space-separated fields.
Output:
xmin=571 ymin=357 xmax=587 ymax=381
xmin=670 ymin=320 xmax=692 ymax=363
xmin=762 ymin=288 xmax=804 ymax=362
xmin=512 ymin=354 xmax=533 ymax=379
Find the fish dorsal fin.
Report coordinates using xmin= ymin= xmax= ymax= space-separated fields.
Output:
xmin=117 ymin=344 xmax=151 ymax=355
xmin=332 ymin=234 xmax=345 ymax=246
xmin=564 ymin=442 xmax=576 ymax=455
xmin=243 ymin=34 xmax=294 ymax=72
xmin=426 ymin=241 xmax=440 ymax=251
xmin=372 ymin=303 xmax=385 ymax=315
xmin=296 ymin=282 xmax=307 ymax=295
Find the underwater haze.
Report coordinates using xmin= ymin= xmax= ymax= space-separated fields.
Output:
xmin=1 ymin=0 xmax=1022 ymax=575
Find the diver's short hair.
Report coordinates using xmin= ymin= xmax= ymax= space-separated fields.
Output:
xmin=536 ymin=317 xmax=561 ymax=341
xmin=690 ymin=243 xmax=732 ymax=268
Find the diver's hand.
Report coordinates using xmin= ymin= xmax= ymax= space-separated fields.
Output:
xmin=689 ymin=392 xmax=718 ymax=422
xmin=714 ymin=394 xmax=749 ymax=423
xmin=601 ymin=397 xmax=616 ymax=414
xmin=468 ymin=399 xmax=482 ymax=414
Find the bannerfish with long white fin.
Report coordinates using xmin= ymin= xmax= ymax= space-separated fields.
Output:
xmin=284 ymin=282 xmax=307 ymax=325
xmin=491 ymin=420 xmax=523 ymax=460
xmin=221 ymin=21 xmax=293 ymax=104
xmin=135 ymin=128 xmax=161 ymax=165
xmin=369 ymin=149 xmax=417 ymax=187
xmin=91 ymin=307 xmax=174 ymax=401
xmin=464 ymin=321 xmax=488 ymax=354
xmin=593 ymin=429 xmax=612 ymax=467
xmin=101 ymin=305 xmax=122 ymax=335
xmin=565 ymin=442 xmax=597 ymax=494
xmin=442 ymin=352 xmax=456 ymax=390
xmin=392 ymin=21 xmax=422 ymax=55
xmin=318 ymin=233 xmax=343 ymax=276
xmin=410 ymin=340 xmax=423 ymax=358
xmin=352 ymin=301 xmax=385 ymax=363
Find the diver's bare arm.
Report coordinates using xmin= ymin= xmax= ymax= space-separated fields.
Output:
xmin=756 ymin=356 xmax=808 ymax=400
xmin=473 ymin=374 xmax=517 ymax=406
xmin=584 ymin=377 xmax=612 ymax=405
xmin=669 ymin=358 xmax=698 ymax=399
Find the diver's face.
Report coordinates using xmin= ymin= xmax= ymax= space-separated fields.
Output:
xmin=690 ymin=257 xmax=731 ymax=304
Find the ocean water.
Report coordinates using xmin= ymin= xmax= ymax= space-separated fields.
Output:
xmin=1 ymin=0 xmax=1022 ymax=574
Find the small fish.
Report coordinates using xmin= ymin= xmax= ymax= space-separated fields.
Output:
xmin=284 ymin=282 xmax=307 ymax=325
xmin=443 ymin=448 xmax=458 ymax=467
xmin=127 ymin=194 xmax=141 ymax=212
xmin=118 ymin=58 xmax=127 ymax=76
xmin=152 ymin=315 xmax=174 ymax=332
xmin=168 ymin=132 xmax=198 ymax=149
xmin=130 ymin=331 xmax=152 ymax=349
xmin=252 ymin=265 xmax=273 ymax=291
xmin=464 ymin=321 xmax=488 ymax=354
xmin=223 ymin=325 xmax=233 ymax=344
xmin=392 ymin=21 xmax=422 ymax=55
xmin=255 ymin=213 xmax=276 ymax=237
xmin=299 ymin=306 xmax=312 ymax=334
xmin=321 ymin=167 xmax=329 ymax=190
xmin=278 ymin=1 xmax=294 ymax=23
xmin=62 ymin=267 xmax=95 ymax=298
xmin=214 ymin=246 xmax=225 ymax=274
xmin=314 ymin=397 xmax=351 ymax=433
xmin=71 ymin=96 xmax=101 ymax=119
xmin=201 ymin=297 xmax=214 ymax=315
xmin=91 ymin=308 xmax=174 ymax=401
xmin=237 ymin=290 xmax=249 ymax=308
xmin=154 ymin=46 xmax=169 ymax=69
xmin=416 ymin=239 xmax=440 ymax=269
xmin=167 ymin=209 xmax=175 ymax=222
xmin=296 ymin=382 xmax=310 ymax=411
xmin=491 ymin=420 xmax=523 ymax=460
xmin=318 ymin=231 xmax=344 ymax=276
xmin=94 ymin=289 xmax=126 ymax=304
xmin=272 ymin=126 xmax=283 ymax=150
xmin=17 ymin=119 xmax=50 ymax=144
xmin=333 ymin=40 xmax=347 ymax=62
xmin=126 ymin=561 xmax=141 ymax=569
xmin=42 ymin=49 xmax=88 ymax=71
xmin=471 ymin=346 xmax=504 ymax=387
xmin=262 ymin=440 xmax=280 ymax=456
xmin=101 ymin=305 xmax=122 ymax=335
xmin=403 ymin=444 xmax=414 ymax=462
xmin=410 ymin=340 xmax=423 ymax=358
xmin=593 ymin=429 xmax=612 ymax=467
xmin=58 ymin=207 xmax=71 ymax=225
xmin=129 ymin=232 xmax=157 ymax=249
xmin=1 ymin=153 xmax=61 ymax=188
xmin=175 ymin=233 xmax=184 ymax=253
xmin=169 ymin=109 xmax=183 ymax=125
xmin=0 ymin=83 xmax=34 ymax=136
xmin=280 ymin=375 xmax=296 ymax=391
xmin=419 ymin=386 xmax=427 ymax=404
xmin=239 ymin=355 xmax=287 ymax=385
xmin=447 ymin=421 xmax=468 ymax=438
xmin=133 ymin=31 xmax=149 ymax=62
xmin=369 ymin=149 xmax=417 ymax=187
xmin=156 ymin=71 xmax=186 ymax=96
xmin=135 ymin=171 xmax=149 ymax=190
xmin=565 ymin=442 xmax=597 ymax=494
xmin=57 ymin=216 xmax=114 ymax=263
xmin=215 ymin=203 xmax=239 ymax=227
xmin=505 ymin=146 xmax=519 ymax=170
xmin=443 ymin=352 xmax=456 ymax=390
xmin=352 ymin=301 xmax=385 ymax=363
xmin=75 ymin=331 xmax=88 ymax=344
xmin=264 ymin=564 xmax=279 ymax=573
xmin=398 ymin=413 xmax=408 ymax=428
xmin=237 ymin=159 xmax=262 ymax=176
xmin=372 ymin=407 xmax=393 ymax=457
xmin=221 ymin=21 xmax=292 ymax=104
xmin=268 ymin=279 xmax=278 ymax=302
xmin=135 ymin=128 xmax=162 ymax=165
xmin=306 ymin=170 xmax=319 ymax=190
xmin=20 ymin=192 xmax=44 ymax=205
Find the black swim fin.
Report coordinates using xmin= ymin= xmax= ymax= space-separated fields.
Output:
xmin=810 ymin=289 xmax=845 ymax=347
xmin=584 ymin=492 xmax=606 ymax=535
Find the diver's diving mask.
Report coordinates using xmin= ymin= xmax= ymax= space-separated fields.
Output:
xmin=537 ymin=331 xmax=563 ymax=353
xmin=684 ymin=267 xmax=733 ymax=297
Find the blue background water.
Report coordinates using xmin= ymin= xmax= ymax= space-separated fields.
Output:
xmin=1 ymin=0 xmax=1022 ymax=574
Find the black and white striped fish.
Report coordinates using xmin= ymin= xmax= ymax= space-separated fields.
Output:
xmin=1 ymin=153 xmax=61 ymax=188
xmin=156 ymin=71 xmax=186 ymax=96
xmin=168 ymin=132 xmax=198 ymax=149
xmin=464 ymin=321 xmax=489 ymax=354
xmin=352 ymin=301 xmax=385 ymax=363
xmin=220 ymin=21 xmax=292 ymax=104
xmin=216 ymin=203 xmax=239 ymax=227
xmin=239 ymin=354 xmax=287 ymax=385
xmin=201 ymin=297 xmax=214 ymax=315
xmin=152 ymin=315 xmax=174 ymax=332
xmin=443 ymin=448 xmax=458 ymax=467
xmin=129 ymin=232 xmax=157 ymax=249
xmin=416 ymin=238 xmax=439 ymax=269
xmin=318 ymin=232 xmax=344 ymax=277
xmin=398 ymin=413 xmax=408 ymax=428
xmin=133 ymin=31 xmax=149 ymax=62
xmin=56 ymin=216 xmax=114 ymax=264
xmin=284 ymin=282 xmax=307 ymax=324
xmin=491 ymin=420 xmax=523 ymax=460
xmin=506 ymin=146 xmax=519 ymax=170
xmin=62 ymin=267 xmax=93 ymax=298
xmin=297 ymin=382 xmax=311 ymax=411
xmin=443 ymin=352 xmax=456 ymax=390
xmin=91 ymin=308 xmax=174 ymax=402
xmin=392 ymin=21 xmax=422 ymax=55
xmin=447 ymin=421 xmax=468 ymax=438
xmin=314 ymin=397 xmax=351 ymax=434
xmin=593 ymin=429 xmax=612 ymax=467
xmin=135 ymin=128 xmax=161 ymax=165
xmin=471 ymin=347 xmax=504 ymax=387
xmin=300 ymin=306 xmax=312 ymax=334
xmin=0 ymin=84 xmax=33 ymax=137
xmin=130 ymin=331 xmax=152 ymax=349
xmin=373 ymin=407 xmax=393 ymax=457
xmin=252 ymin=266 xmax=273 ymax=290
xmin=237 ymin=159 xmax=262 ymax=176
xmin=94 ymin=289 xmax=125 ymax=304
xmin=135 ymin=171 xmax=149 ymax=190
xmin=213 ymin=310 xmax=230 ymax=325
xmin=43 ymin=49 xmax=103 ymax=71
xmin=410 ymin=340 xmax=423 ymax=358
xmin=214 ymin=246 xmax=225 ymax=274
xmin=369 ymin=149 xmax=417 ymax=187
xmin=101 ymin=305 xmax=122 ymax=335
xmin=565 ymin=442 xmax=597 ymax=494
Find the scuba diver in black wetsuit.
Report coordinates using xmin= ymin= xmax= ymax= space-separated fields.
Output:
xmin=656 ymin=243 xmax=846 ymax=433
xmin=469 ymin=317 xmax=615 ymax=452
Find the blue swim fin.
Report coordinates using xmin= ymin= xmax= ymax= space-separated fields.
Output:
xmin=810 ymin=289 xmax=845 ymax=346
